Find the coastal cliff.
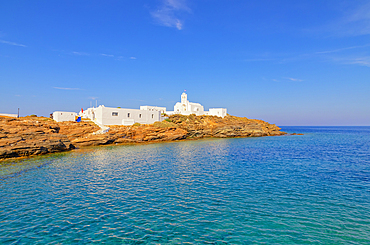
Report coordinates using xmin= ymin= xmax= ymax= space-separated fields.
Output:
xmin=0 ymin=115 xmax=286 ymax=160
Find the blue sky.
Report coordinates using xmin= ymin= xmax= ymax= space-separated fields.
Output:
xmin=0 ymin=0 xmax=369 ymax=126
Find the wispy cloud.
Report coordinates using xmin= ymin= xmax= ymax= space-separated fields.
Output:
xmin=333 ymin=56 xmax=370 ymax=67
xmin=349 ymin=57 xmax=370 ymax=67
xmin=316 ymin=44 xmax=370 ymax=54
xmin=0 ymin=39 xmax=27 ymax=47
xmin=71 ymin=51 xmax=89 ymax=56
xmin=130 ymin=57 xmax=137 ymax=59
xmin=100 ymin=53 xmax=114 ymax=57
xmin=313 ymin=43 xmax=370 ymax=68
xmin=284 ymin=77 xmax=304 ymax=82
xmin=272 ymin=77 xmax=304 ymax=82
xmin=342 ymin=2 xmax=370 ymax=36
xmin=151 ymin=0 xmax=191 ymax=30
xmin=53 ymin=87 xmax=81 ymax=90
xmin=321 ymin=2 xmax=370 ymax=37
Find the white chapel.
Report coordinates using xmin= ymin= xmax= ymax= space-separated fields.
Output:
xmin=167 ymin=92 xmax=227 ymax=118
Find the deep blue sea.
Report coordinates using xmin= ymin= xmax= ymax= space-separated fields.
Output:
xmin=1 ymin=126 xmax=370 ymax=244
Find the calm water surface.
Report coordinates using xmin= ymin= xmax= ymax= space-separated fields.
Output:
xmin=1 ymin=126 xmax=370 ymax=244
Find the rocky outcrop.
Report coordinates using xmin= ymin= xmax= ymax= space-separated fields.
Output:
xmin=0 ymin=114 xmax=286 ymax=160
xmin=71 ymin=126 xmax=187 ymax=147
xmin=167 ymin=114 xmax=286 ymax=138
xmin=0 ymin=117 xmax=75 ymax=159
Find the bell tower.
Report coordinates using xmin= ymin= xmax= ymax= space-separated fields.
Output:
xmin=181 ymin=92 xmax=187 ymax=104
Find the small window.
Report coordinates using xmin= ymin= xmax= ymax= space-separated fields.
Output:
xmin=152 ymin=114 xmax=154 ymax=118
xmin=139 ymin=114 xmax=142 ymax=118
xmin=128 ymin=113 xmax=130 ymax=118
xmin=112 ymin=112 xmax=118 ymax=116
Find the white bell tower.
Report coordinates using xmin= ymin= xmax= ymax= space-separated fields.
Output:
xmin=181 ymin=92 xmax=187 ymax=104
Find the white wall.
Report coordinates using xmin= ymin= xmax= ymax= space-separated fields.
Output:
xmin=209 ymin=108 xmax=227 ymax=118
xmin=174 ymin=102 xmax=206 ymax=116
xmin=189 ymin=103 xmax=204 ymax=115
xmin=173 ymin=102 xmax=183 ymax=113
xmin=80 ymin=108 xmax=96 ymax=120
xmin=53 ymin=111 xmax=77 ymax=122
xmin=90 ymin=105 xmax=161 ymax=126
xmin=140 ymin=106 xmax=167 ymax=113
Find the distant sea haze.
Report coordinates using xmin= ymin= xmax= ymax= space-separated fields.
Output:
xmin=1 ymin=126 xmax=370 ymax=244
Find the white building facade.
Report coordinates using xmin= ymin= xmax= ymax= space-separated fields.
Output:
xmin=53 ymin=111 xmax=77 ymax=122
xmin=167 ymin=92 xmax=227 ymax=118
xmin=173 ymin=93 xmax=205 ymax=116
xmin=53 ymin=92 xmax=226 ymax=125
xmin=140 ymin=106 xmax=166 ymax=114
xmin=80 ymin=105 xmax=162 ymax=126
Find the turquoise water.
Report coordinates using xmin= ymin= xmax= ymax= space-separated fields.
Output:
xmin=1 ymin=126 xmax=370 ymax=244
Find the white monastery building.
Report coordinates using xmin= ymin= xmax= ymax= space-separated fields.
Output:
xmin=167 ymin=92 xmax=227 ymax=118
xmin=52 ymin=92 xmax=227 ymax=125
xmin=53 ymin=111 xmax=77 ymax=122
xmin=80 ymin=105 xmax=162 ymax=126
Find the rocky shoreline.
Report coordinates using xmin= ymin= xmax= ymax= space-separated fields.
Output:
xmin=0 ymin=114 xmax=287 ymax=160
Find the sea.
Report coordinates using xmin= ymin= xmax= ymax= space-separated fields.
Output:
xmin=0 ymin=126 xmax=369 ymax=244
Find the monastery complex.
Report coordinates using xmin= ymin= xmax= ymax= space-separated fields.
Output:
xmin=53 ymin=92 xmax=227 ymax=126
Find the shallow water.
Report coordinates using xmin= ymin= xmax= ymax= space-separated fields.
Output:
xmin=1 ymin=127 xmax=370 ymax=244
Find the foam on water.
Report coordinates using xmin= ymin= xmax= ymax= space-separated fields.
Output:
xmin=1 ymin=127 xmax=370 ymax=244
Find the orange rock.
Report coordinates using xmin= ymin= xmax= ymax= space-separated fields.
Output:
xmin=0 ymin=114 xmax=286 ymax=160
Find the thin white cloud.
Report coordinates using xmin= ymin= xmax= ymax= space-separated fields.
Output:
xmin=71 ymin=51 xmax=89 ymax=56
xmin=53 ymin=87 xmax=81 ymax=90
xmin=336 ymin=56 xmax=370 ymax=67
xmin=100 ymin=53 xmax=114 ymax=57
xmin=284 ymin=77 xmax=304 ymax=82
xmin=130 ymin=57 xmax=137 ymax=59
xmin=323 ymin=2 xmax=370 ymax=37
xmin=0 ymin=39 xmax=27 ymax=47
xmin=350 ymin=58 xmax=370 ymax=67
xmin=316 ymin=44 xmax=370 ymax=54
xmin=151 ymin=0 xmax=191 ymax=30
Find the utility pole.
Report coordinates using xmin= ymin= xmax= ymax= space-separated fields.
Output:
xmin=17 ymin=108 xmax=19 ymax=118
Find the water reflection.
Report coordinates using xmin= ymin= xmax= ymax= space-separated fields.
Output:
xmin=1 ymin=130 xmax=370 ymax=244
